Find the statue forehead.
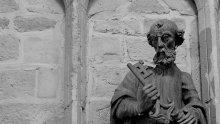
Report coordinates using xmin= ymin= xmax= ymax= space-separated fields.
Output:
xmin=148 ymin=19 xmax=178 ymax=35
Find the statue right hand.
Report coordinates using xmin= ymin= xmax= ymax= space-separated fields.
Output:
xmin=138 ymin=84 xmax=160 ymax=113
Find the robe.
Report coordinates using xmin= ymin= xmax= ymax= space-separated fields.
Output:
xmin=110 ymin=64 xmax=207 ymax=124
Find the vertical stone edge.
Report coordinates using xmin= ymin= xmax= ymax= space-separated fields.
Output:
xmin=64 ymin=0 xmax=73 ymax=124
xmin=77 ymin=1 xmax=88 ymax=124
xmin=197 ymin=0 xmax=220 ymax=123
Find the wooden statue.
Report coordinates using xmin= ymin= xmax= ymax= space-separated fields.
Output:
xmin=110 ymin=19 xmax=207 ymax=124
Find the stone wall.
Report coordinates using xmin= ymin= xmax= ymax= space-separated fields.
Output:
xmin=0 ymin=0 xmax=65 ymax=123
xmin=87 ymin=0 xmax=200 ymax=123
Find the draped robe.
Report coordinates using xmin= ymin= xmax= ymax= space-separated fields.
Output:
xmin=110 ymin=64 xmax=207 ymax=124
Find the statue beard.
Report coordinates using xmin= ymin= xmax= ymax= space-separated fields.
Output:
xmin=153 ymin=48 xmax=176 ymax=65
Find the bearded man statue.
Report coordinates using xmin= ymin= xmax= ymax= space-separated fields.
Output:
xmin=110 ymin=19 xmax=207 ymax=124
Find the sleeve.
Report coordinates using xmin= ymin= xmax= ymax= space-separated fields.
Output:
xmin=181 ymin=72 xmax=208 ymax=124
xmin=110 ymin=71 xmax=140 ymax=124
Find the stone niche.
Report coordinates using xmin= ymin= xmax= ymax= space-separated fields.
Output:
xmin=86 ymin=0 xmax=200 ymax=123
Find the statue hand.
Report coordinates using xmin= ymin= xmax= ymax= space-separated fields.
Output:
xmin=176 ymin=108 xmax=198 ymax=124
xmin=138 ymin=84 xmax=160 ymax=113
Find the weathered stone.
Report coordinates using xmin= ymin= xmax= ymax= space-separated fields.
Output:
xmin=126 ymin=38 xmax=155 ymax=62
xmin=143 ymin=18 xmax=157 ymax=34
xmin=87 ymin=100 xmax=110 ymax=124
xmin=175 ymin=42 xmax=188 ymax=66
xmin=89 ymin=36 xmax=123 ymax=63
xmin=172 ymin=18 xmax=186 ymax=30
xmin=88 ymin=0 xmax=127 ymax=17
xmin=14 ymin=16 xmax=56 ymax=32
xmin=0 ymin=69 xmax=35 ymax=99
xmin=0 ymin=103 xmax=64 ymax=124
xmin=129 ymin=0 xmax=169 ymax=14
xmin=0 ymin=18 xmax=9 ymax=29
xmin=89 ymin=66 xmax=128 ymax=97
xmin=0 ymin=0 xmax=19 ymax=13
xmin=189 ymin=18 xmax=201 ymax=96
xmin=94 ymin=18 xmax=141 ymax=36
xmin=0 ymin=34 xmax=19 ymax=61
xmin=23 ymin=0 xmax=64 ymax=14
xmin=37 ymin=67 xmax=59 ymax=98
xmin=44 ymin=117 xmax=65 ymax=124
xmin=23 ymin=35 xmax=60 ymax=64
xmin=162 ymin=0 xmax=197 ymax=15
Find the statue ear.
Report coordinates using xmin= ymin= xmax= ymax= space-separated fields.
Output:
xmin=147 ymin=33 xmax=153 ymax=47
xmin=175 ymin=30 xmax=185 ymax=47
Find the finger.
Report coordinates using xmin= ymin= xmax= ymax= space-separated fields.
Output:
xmin=151 ymin=95 xmax=158 ymax=101
xmin=156 ymin=92 xmax=160 ymax=98
xmin=178 ymin=112 xmax=191 ymax=123
xmin=187 ymin=118 xmax=196 ymax=124
xmin=177 ymin=112 xmax=185 ymax=120
xmin=148 ymin=89 xmax=158 ymax=98
xmin=143 ymin=84 xmax=153 ymax=90
xmin=180 ymin=115 xmax=194 ymax=124
xmin=145 ymin=85 xmax=156 ymax=94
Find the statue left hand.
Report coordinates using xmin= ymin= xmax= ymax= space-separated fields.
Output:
xmin=176 ymin=108 xmax=198 ymax=124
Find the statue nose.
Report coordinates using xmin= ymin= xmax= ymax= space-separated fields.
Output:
xmin=158 ymin=37 xmax=164 ymax=48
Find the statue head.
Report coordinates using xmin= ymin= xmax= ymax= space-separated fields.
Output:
xmin=147 ymin=19 xmax=185 ymax=65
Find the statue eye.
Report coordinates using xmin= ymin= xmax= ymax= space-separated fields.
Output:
xmin=150 ymin=36 xmax=157 ymax=41
xmin=162 ymin=34 xmax=170 ymax=42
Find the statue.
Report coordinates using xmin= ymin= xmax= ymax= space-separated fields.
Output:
xmin=110 ymin=19 xmax=207 ymax=124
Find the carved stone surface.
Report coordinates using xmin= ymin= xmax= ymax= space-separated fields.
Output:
xmin=110 ymin=19 xmax=207 ymax=124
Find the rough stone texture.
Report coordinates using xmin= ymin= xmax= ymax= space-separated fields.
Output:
xmin=89 ymin=36 xmax=123 ymax=64
xmin=0 ymin=18 xmax=9 ymax=29
xmin=89 ymin=66 xmax=128 ymax=98
xmin=23 ymin=0 xmax=64 ymax=14
xmin=0 ymin=69 xmax=35 ymax=99
xmin=175 ymin=42 xmax=188 ymax=66
xmin=129 ymin=0 xmax=169 ymax=14
xmin=0 ymin=103 xmax=64 ymax=124
xmin=94 ymin=18 xmax=141 ymax=36
xmin=189 ymin=18 xmax=201 ymax=96
xmin=0 ymin=0 xmax=19 ymax=13
xmin=23 ymin=35 xmax=60 ymax=64
xmin=88 ymin=0 xmax=127 ymax=17
xmin=126 ymin=38 xmax=155 ymax=62
xmin=44 ymin=117 xmax=65 ymax=124
xmin=37 ymin=67 xmax=59 ymax=98
xmin=162 ymin=0 xmax=197 ymax=15
xmin=14 ymin=16 xmax=56 ymax=32
xmin=87 ymin=100 xmax=110 ymax=124
xmin=0 ymin=34 xmax=19 ymax=61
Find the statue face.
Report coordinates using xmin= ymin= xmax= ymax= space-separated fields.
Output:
xmin=147 ymin=19 xmax=181 ymax=65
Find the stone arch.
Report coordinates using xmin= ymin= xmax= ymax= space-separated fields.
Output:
xmin=62 ymin=0 xmax=220 ymax=123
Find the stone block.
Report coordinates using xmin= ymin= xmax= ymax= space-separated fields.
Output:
xmin=23 ymin=35 xmax=60 ymax=64
xmin=0 ymin=34 xmax=19 ymax=61
xmin=93 ymin=18 xmax=141 ymax=36
xmin=0 ymin=103 xmax=64 ymax=124
xmin=126 ymin=38 xmax=155 ymax=62
xmin=0 ymin=18 xmax=9 ymax=29
xmin=0 ymin=0 xmax=19 ymax=13
xmin=129 ymin=0 xmax=169 ymax=14
xmin=88 ymin=0 xmax=127 ymax=16
xmin=37 ymin=67 xmax=59 ymax=98
xmin=89 ymin=66 xmax=128 ymax=97
xmin=23 ymin=0 xmax=64 ymax=14
xmin=14 ymin=16 xmax=56 ymax=32
xmin=87 ymin=100 xmax=110 ymax=124
xmin=44 ymin=117 xmax=65 ymax=124
xmin=89 ymin=36 xmax=123 ymax=63
xmin=0 ymin=69 xmax=36 ymax=99
xmin=162 ymin=0 xmax=197 ymax=15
